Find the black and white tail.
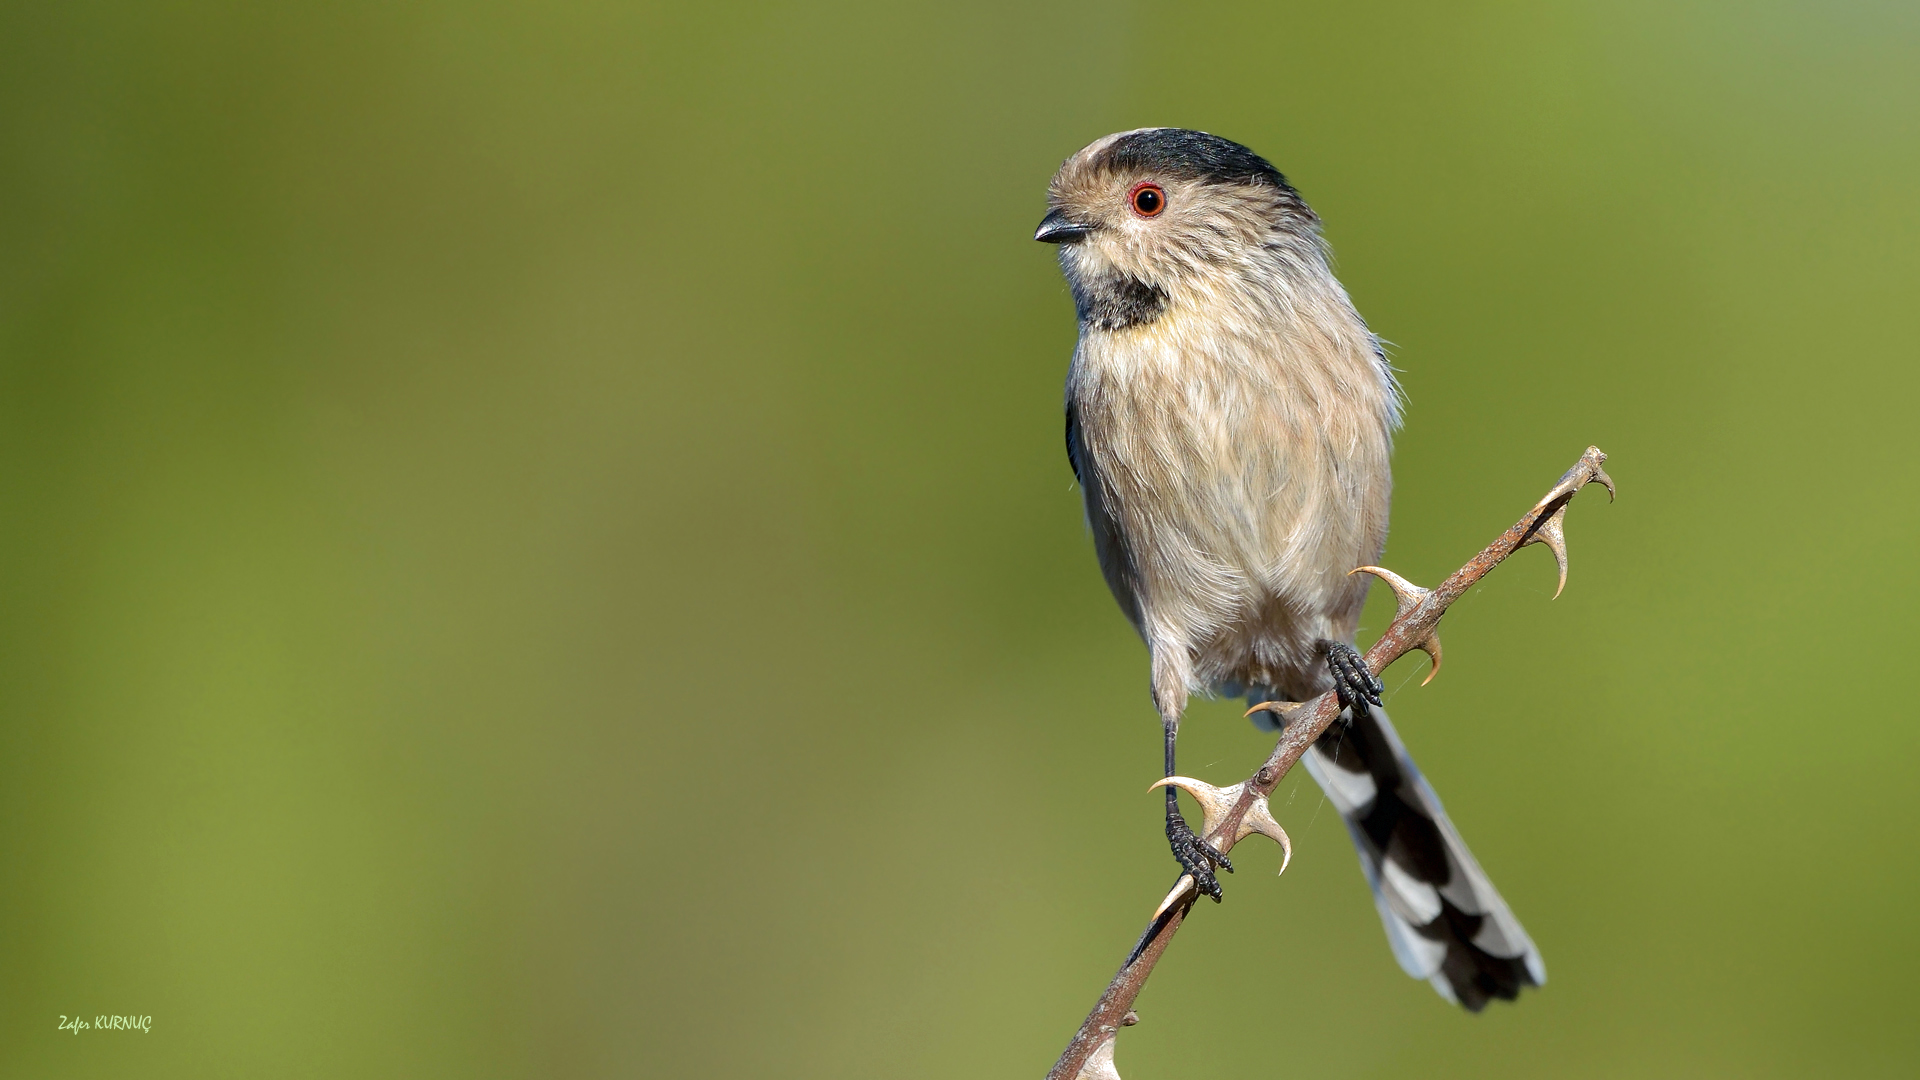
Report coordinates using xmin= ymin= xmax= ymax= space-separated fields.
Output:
xmin=1264 ymin=702 xmax=1545 ymax=1009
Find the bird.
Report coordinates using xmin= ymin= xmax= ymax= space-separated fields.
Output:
xmin=1035 ymin=128 xmax=1544 ymax=1010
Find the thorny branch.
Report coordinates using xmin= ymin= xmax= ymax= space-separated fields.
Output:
xmin=1047 ymin=447 xmax=1615 ymax=1080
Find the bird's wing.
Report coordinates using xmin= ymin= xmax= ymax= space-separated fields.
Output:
xmin=1064 ymin=402 xmax=1085 ymax=488
xmin=1299 ymin=705 xmax=1545 ymax=1010
xmin=1067 ymin=401 xmax=1144 ymax=634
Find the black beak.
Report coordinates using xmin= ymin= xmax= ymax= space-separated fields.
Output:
xmin=1034 ymin=208 xmax=1093 ymax=244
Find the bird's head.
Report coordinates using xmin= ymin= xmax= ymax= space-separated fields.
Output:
xmin=1036 ymin=128 xmax=1320 ymax=332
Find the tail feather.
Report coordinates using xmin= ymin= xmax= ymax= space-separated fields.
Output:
xmin=1282 ymin=703 xmax=1545 ymax=1010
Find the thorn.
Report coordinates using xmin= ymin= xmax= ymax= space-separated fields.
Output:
xmin=1417 ymin=632 xmax=1443 ymax=685
xmin=1148 ymin=776 xmax=1292 ymax=878
xmin=1349 ymin=565 xmax=1430 ymax=619
xmin=1522 ymin=448 xmax=1614 ymax=599
xmin=1591 ymin=464 xmax=1616 ymax=502
xmin=1152 ymin=875 xmax=1195 ymax=920
xmin=1244 ymin=700 xmax=1301 ymax=721
xmin=1349 ymin=566 xmax=1443 ymax=684
xmin=1544 ymin=447 xmax=1615 ymax=507
xmin=1521 ymin=504 xmax=1571 ymax=598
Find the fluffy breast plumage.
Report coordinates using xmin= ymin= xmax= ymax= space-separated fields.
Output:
xmin=1068 ymin=295 xmax=1395 ymax=699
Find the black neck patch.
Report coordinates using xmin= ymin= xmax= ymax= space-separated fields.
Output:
xmin=1075 ymin=271 xmax=1168 ymax=332
xmin=1094 ymin=128 xmax=1296 ymax=193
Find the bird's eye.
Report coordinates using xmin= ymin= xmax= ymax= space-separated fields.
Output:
xmin=1130 ymin=182 xmax=1166 ymax=218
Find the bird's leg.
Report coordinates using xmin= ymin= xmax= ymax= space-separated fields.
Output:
xmin=1161 ymin=718 xmax=1232 ymax=901
xmin=1320 ymin=639 xmax=1383 ymax=722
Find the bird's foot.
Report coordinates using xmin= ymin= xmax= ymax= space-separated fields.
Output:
xmin=1321 ymin=639 xmax=1382 ymax=721
xmin=1166 ymin=809 xmax=1232 ymax=902
xmin=1148 ymin=776 xmax=1293 ymax=917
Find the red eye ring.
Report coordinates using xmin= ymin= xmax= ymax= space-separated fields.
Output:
xmin=1129 ymin=181 xmax=1166 ymax=218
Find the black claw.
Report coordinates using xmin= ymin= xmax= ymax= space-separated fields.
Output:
xmin=1167 ymin=811 xmax=1232 ymax=902
xmin=1321 ymin=639 xmax=1382 ymax=721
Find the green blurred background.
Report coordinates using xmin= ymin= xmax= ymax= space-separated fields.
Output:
xmin=3 ymin=0 xmax=1917 ymax=1076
